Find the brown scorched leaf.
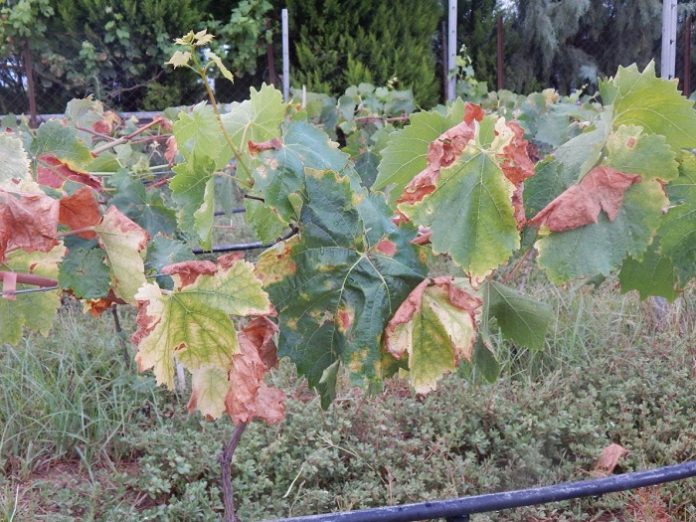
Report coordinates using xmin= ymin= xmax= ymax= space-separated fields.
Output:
xmin=529 ymin=166 xmax=641 ymax=232
xmin=37 ymin=154 xmax=102 ymax=190
xmin=593 ymin=443 xmax=629 ymax=476
xmin=58 ymin=187 xmax=101 ymax=239
xmin=0 ymin=189 xmax=59 ymax=261
xmin=224 ymin=316 xmax=285 ymax=424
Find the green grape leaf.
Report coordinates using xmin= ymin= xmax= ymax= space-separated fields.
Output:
xmin=384 ymin=277 xmax=482 ymax=394
xmin=0 ymin=245 xmax=65 ymax=344
xmin=525 ymin=113 xmax=611 ymax=217
xmin=247 ymin=121 xmax=356 ymax=241
xmin=58 ymin=247 xmax=110 ymax=299
xmin=222 ymin=84 xmax=286 ymax=185
xmin=173 ymin=103 xmax=229 ymax=169
xmin=659 ymin=154 xmax=696 ymax=285
xmin=194 ymin=178 xmax=215 ymax=250
xmin=0 ymin=132 xmax=30 ymax=181
xmin=146 ymin=235 xmax=193 ymax=273
xmin=399 ymin=148 xmax=520 ymax=276
xmin=483 ymin=281 xmax=552 ymax=350
xmin=619 ymin=243 xmax=680 ymax=301
xmin=602 ymin=125 xmax=678 ymax=182
xmin=535 ymin=181 xmax=666 ymax=283
xmin=600 ymin=62 xmax=696 ymax=152
xmin=109 ymin=171 xmax=177 ymax=236
xmin=375 ymin=110 xmax=458 ymax=203
xmin=258 ymin=170 xmax=426 ymax=401
xmin=30 ymin=120 xmax=92 ymax=167
xmin=473 ymin=336 xmax=500 ymax=383
xmin=94 ymin=206 xmax=148 ymax=303
xmin=170 ymin=154 xmax=216 ymax=245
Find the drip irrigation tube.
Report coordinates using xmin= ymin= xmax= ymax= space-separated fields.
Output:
xmin=269 ymin=461 xmax=696 ymax=522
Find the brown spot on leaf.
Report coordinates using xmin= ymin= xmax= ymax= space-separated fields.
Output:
xmin=162 ymin=260 xmax=217 ymax=289
xmin=529 ymin=166 xmax=641 ymax=232
xmin=375 ymin=239 xmax=397 ymax=256
xmin=496 ymin=121 xmax=535 ymax=185
xmin=248 ymin=137 xmax=283 ymax=156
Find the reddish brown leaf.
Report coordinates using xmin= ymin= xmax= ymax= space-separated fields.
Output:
xmin=593 ymin=443 xmax=628 ymax=476
xmin=84 ymin=290 xmax=126 ymax=317
xmin=496 ymin=121 xmax=535 ymax=185
xmin=37 ymin=154 xmax=102 ymax=190
xmin=92 ymin=111 xmax=121 ymax=135
xmin=529 ymin=166 xmax=641 ymax=232
xmin=0 ymin=189 xmax=59 ymax=261
xmin=164 ymin=135 xmax=178 ymax=165
xmin=511 ymin=184 xmax=526 ymax=230
xmin=58 ymin=187 xmax=101 ymax=239
xmin=225 ymin=317 xmax=285 ymax=424
xmin=464 ymin=102 xmax=485 ymax=124
xmin=162 ymin=260 xmax=217 ymax=289
xmin=248 ymin=137 xmax=283 ymax=156
xmin=217 ymin=252 xmax=245 ymax=270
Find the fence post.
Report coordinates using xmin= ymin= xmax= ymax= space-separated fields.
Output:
xmin=661 ymin=0 xmax=678 ymax=79
xmin=22 ymin=44 xmax=38 ymax=128
xmin=446 ymin=0 xmax=457 ymax=101
xmin=281 ymin=8 xmax=290 ymax=102
xmin=684 ymin=15 xmax=692 ymax=96
xmin=496 ymin=15 xmax=504 ymax=91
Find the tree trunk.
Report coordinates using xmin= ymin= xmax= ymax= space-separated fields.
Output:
xmin=220 ymin=422 xmax=248 ymax=522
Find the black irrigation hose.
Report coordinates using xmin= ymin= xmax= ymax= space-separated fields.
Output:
xmin=192 ymin=228 xmax=297 ymax=255
xmin=270 ymin=461 xmax=696 ymax=522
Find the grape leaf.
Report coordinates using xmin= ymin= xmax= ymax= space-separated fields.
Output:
xmin=398 ymin=148 xmax=520 ymax=277
xmin=58 ymin=247 xmax=111 ymax=299
xmin=221 ymin=84 xmax=286 ymax=185
xmin=30 ymin=121 xmax=92 ymax=168
xmin=535 ymin=181 xmax=666 ymax=283
xmin=482 ymin=280 xmax=552 ymax=350
xmin=37 ymin=155 xmax=103 ymax=190
xmin=529 ymin=166 xmax=640 ymax=233
xmin=133 ymin=258 xmax=271 ymax=390
xmin=109 ymin=171 xmax=177 ymax=236
xmin=258 ymin=169 xmax=426 ymax=401
xmin=94 ymin=206 xmax=149 ymax=303
xmin=0 ymin=132 xmax=30 ymax=181
xmin=0 ymin=245 xmax=66 ymax=344
xmin=619 ymin=243 xmax=680 ymax=302
xmin=384 ymin=277 xmax=482 ymax=394
xmin=602 ymin=125 xmax=678 ymax=182
xmin=58 ymin=186 xmax=101 ymax=239
xmin=0 ymin=188 xmax=60 ymax=262
xmin=246 ymin=121 xmax=356 ymax=242
xmin=525 ymin=113 xmax=611 ymax=217
xmin=170 ymin=154 xmax=216 ymax=245
xmin=600 ymin=61 xmax=696 ymax=152
xmin=375 ymin=107 xmax=465 ymax=203
xmin=659 ymin=154 xmax=696 ymax=285
xmin=173 ymin=103 xmax=229 ymax=169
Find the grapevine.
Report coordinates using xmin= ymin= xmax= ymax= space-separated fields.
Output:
xmin=1 ymin=31 xmax=695 ymax=520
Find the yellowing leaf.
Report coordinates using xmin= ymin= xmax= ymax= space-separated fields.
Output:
xmin=0 ymin=245 xmax=66 ymax=344
xmin=95 ymin=206 xmax=149 ymax=303
xmin=167 ymin=50 xmax=192 ymax=68
xmin=188 ymin=365 xmax=230 ymax=419
xmin=384 ymin=277 xmax=481 ymax=394
xmin=208 ymin=51 xmax=234 ymax=82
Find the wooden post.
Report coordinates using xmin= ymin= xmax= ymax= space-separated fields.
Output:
xmin=267 ymin=43 xmax=278 ymax=87
xmin=281 ymin=8 xmax=290 ymax=101
xmin=661 ymin=0 xmax=678 ymax=79
xmin=684 ymin=15 xmax=692 ymax=96
xmin=446 ymin=0 xmax=457 ymax=101
xmin=497 ymin=15 xmax=504 ymax=91
xmin=22 ymin=44 xmax=38 ymax=128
